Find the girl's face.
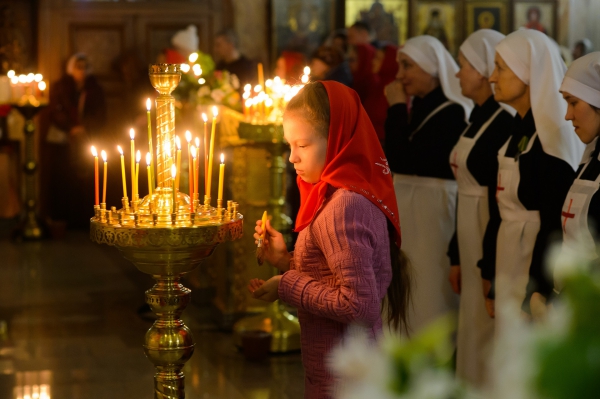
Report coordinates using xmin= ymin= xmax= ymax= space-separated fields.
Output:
xmin=489 ymin=52 xmax=528 ymax=106
xmin=283 ymin=112 xmax=328 ymax=184
xmin=562 ymin=92 xmax=600 ymax=144
xmin=456 ymin=51 xmax=486 ymax=100
xmin=396 ymin=52 xmax=438 ymax=98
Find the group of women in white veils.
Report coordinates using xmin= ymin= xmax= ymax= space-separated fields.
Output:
xmin=384 ymin=28 xmax=600 ymax=387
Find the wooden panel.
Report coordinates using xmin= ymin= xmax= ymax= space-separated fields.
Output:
xmin=69 ymin=24 xmax=125 ymax=80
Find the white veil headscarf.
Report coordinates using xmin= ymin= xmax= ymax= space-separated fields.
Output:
xmin=400 ymin=35 xmax=473 ymax=118
xmin=560 ymin=51 xmax=600 ymax=109
xmin=460 ymin=29 xmax=505 ymax=78
xmin=66 ymin=53 xmax=91 ymax=76
xmin=495 ymin=29 xmax=584 ymax=170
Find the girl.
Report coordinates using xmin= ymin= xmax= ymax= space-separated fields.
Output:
xmin=248 ymin=81 xmax=409 ymax=398
xmin=451 ymin=29 xmax=513 ymax=386
xmin=485 ymin=29 xmax=584 ymax=330
xmin=384 ymin=35 xmax=472 ymax=336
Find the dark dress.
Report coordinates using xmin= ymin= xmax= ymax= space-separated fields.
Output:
xmin=216 ymin=55 xmax=258 ymax=87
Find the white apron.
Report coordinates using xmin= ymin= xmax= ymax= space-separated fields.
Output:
xmin=393 ymin=101 xmax=459 ymax=335
xmin=451 ymin=108 xmax=502 ymax=386
xmin=495 ymin=133 xmax=541 ymax=334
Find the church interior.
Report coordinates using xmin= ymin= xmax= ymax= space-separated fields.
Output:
xmin=2 ymin=1 xmax=600 ymax=398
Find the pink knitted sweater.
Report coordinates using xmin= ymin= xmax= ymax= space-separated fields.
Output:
xmin=278 ymin=186 xmax=392 ymax=399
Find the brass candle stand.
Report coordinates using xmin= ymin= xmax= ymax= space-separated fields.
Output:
xmin=90 ymin=64 xmax=243 ymax=399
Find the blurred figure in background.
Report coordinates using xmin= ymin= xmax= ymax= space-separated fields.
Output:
xmin=573 ymin=38 xmax=594 ymax=60
xmin=369 ymin=43 xmax=399 ymax=143
xmin=347 ymin=21 xmax=375 ymax=47
xmin=309 ymin=46 xmax=353 ymax=87
xmin=274 ymin=50 xmax=306 ymax=83
xmin=40 ymin=53 xmax=107 ymax=231
xmin=214 ymin=28 xmax=257 ymax=86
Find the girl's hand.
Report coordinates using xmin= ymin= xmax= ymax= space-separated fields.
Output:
xmin=248 ymin=276 xmax=281 ymax=302
xmin=384 ymin=80 xmax=407 ymax=106
xmin=254 ymin=219 xmax=290 ymax=271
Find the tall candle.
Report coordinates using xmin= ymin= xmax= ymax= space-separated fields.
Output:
xmin=206 ymin=106 xmax=218 ymax=200
xmin=195 ymin=137 xmax=201 ymax=195
xmin=185 ymin=131 xmax=193 ymax=197
xmin=218 ymin=153 xmax=225 ymax=202
xmin=146 ymin=152 xmax=153 ymax=197
xmin=171 ymin=164 xmax=177 ymax=214
xmin=146 ymin=98 xmax=155 ymax=189
xmin=129 ymin=128 xmax=135 ymax=198
xmin=101 ymin=150 xmax=107 ymax=204
xmin=202 ymin=113 xmax=208 ymax=193
xmin=135 ymin=150 xmax=141 ymax=198
xmin=175 ymin=136 xmax=182 ymax=191
xmin=191 ymin=146 xmax=198 ymax=199
xmin=117 ymin=146 xmax=127 ymax=198
xmin=91 ymin=146 xmax=99 ymax=206
xmin=258 ymin=62 xmax=264 ymax=89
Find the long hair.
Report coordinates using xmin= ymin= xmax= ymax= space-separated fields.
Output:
xmin=285 ymin=82 xmax=411 ymax=332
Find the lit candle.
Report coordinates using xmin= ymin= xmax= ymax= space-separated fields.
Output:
xmin=191 ymin=145 xmax=198 ymax=199
xmin=175 ymin=136 xmax=182 ymax=191
xmin=195 ymin=137 xmax=201 ymax=196
xmin=135 ymin=150 xmax=141 ymax=198
xmin=244 ymin=98 xmax=252 ymax=120
xmin=101 ymin=150 xmax=107 ymax=204
xmin=146 ymin=152 xmax=153 ymax=197
xmin=171 ymin=164 xmax=177 ymax=214
xmin=146 ymin=98 xmax=155 ymax=189
xmin=206 ymin=106 xmax=218 ymax=201
xmin=218 ymin=153 xmax=225 ymax=202
xmin=129 ymin=128 xmax=135 ymax=198
xmin=202 ymin=113 xmax=208 ymax=192
xmin=117 ymin=146 xmax=127 ymax=198
xmin=91 ymin=146 xmax=99 ymax=206
xmin=258 ymin=62 xmax=264 ymax=89
xmin=185 ymin=131 xmax=193 ymax=197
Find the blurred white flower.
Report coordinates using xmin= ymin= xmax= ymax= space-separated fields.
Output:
xmin=211 ymin=89 xmax=225 ymax=103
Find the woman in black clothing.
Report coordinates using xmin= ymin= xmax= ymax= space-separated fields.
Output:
xmin=384 ymin=35 xmax=472 ymax=336
xmin=483 ymin=30 xmax=584 ymax=333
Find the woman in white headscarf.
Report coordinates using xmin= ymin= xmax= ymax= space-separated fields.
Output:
xmin=451 ymin=29 xmax=514 ymax=387
xmin=384 ymin=35 xmax=472 ymax=337
xmin=484 ymin=29 xmax=584 ymax=331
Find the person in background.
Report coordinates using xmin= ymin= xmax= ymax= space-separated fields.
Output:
xmin=40 ymin=53 xmax=107 ymax=230
xmin=274 ymin=50 xmax=306 ymax=84
xmin=348 ymin=43 xmax=377 ymax=105
xmin=330 ymin=30 xmax=348 ymax=56
xmin=573 ymin=38 xmax=594 ymax=61
xmin=309 ymin=46 xmax=353 ymax=87
xmin=214 ymin=28 xmax=257 ymax=87
xmin=369 ymin=43 xmax=399 ymax=143
xmin=347 ymin=21 xmax=375 ymax=47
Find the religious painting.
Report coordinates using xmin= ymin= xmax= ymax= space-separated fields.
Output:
xmin=513 ymin=1 xmax=556 ymax=38
xmin=412 ymin=1 xmax=460 ymax=56
xmin=465 ymin=1 xmax=509 ymax=35
xmin=272 ymin=0 xmax=333 ymax=60
xmin=0 ymin=0 xmax=36 ymax=73
xmin=345 ymin=0 xmax=409 ymax=45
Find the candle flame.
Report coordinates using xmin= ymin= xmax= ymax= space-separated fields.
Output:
xmin=195 ymin=137 xmax=200 ymax=148
xmin=146 ymin=152 xmax=151 ymax=166
xmin=10 ymin=76 xmax=18 ymax=85
xmin=212 ymin=106 xmax=218 ymax=117
xmin=185 ymin=130 xmax=192 ymax=143
xmin=171 ymin=164 xmax=177 ymax=179
xmin=202 ymin=113 xmax=208 ymax=122
xmin=198 ymin=78 xmax=206 ymax=84
xmin=34 ymin=73 xmax=43 ymax=82
xmin=220 ymin=153 xmax=224 ymax=163
xmin=101 ymin=150 xmax=107 ymax=162
xmin=245 ymin=98 xmax=252 ymax=107
xmin=180 ymin=63 xmax=191 ymax=73
xmin=191 ymin=146 xmax=197 ymax=158
xmin=136 ymin=150 xmax=141 ymax=163
xmin=38 ymin=81 xmax=47 ymax=91
xmin=91 ymin=146 xmax=98 ymax=157
xmin=117 ymin=145 xmax=123 ymax=155
xmin=301 ymin=74 xmax=309 ymax=84
xmin=192 ymin=64 xmax=202 ymax=76
xmin=7 ymin=70 xmax=14 ymax=78
xmin=188 ymin=52 xmax=199 ymax=63
xmin=265 ymin=79 xmax=273 ymax=88
xmin=146 ymin=98 xmax=151 ymax=111
xmin=129 ymin=128 xmax=135 ymax=140
xmin=244 ymin=84 xmax=251 ymax=92
xmin=175 ymin=136 xmax=181 ymax=150
xmin=304 ymin=66 xmax=311 ymax=75
xmin=254 ymin=84 xmax=262 ymax=93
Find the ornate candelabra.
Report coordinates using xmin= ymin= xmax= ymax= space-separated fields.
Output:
xmin=90 ymin=64 xmax=243 ymax=398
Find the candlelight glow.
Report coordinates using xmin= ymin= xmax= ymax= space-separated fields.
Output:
xmin=265 ymin=98 xmax=273 ymax=107
xmin=198 ymin=78 xmax=206 ymax=84
xmin=274 ymin=76 xmax=281 ymax=84
xmin=192 ymin=64 xmax=202 ymax=76
xmin=191 ymin=146 xmax=197 ymax=158
xmin=171 ymin=164 xmax=177 ymax=179
xmin=10 ymin=76 xmax=18 ymax=84
xmin=18 ymin=74 xmax=26 ymax=83
xmin=188 ymin=52 xmax=199 ymax=63
xmin=304 ymin=66 xmax=310 ymax=75
xmin=180 ymin=63 xmax=191 ymax=73
xmin=7 ymin=70 xmax=14 ymax=78
xmin=265 ymin=79 xmax=273 ymax=88
xmin=91 ymin=146 xmax=98 ymax=157
xmin=117 ymin=145 xmax=123 ymax=155
xmin=245 ymin=98 xmax=252 ymax=108
xmin=202 ymin=113 xmax=207 ymax=123
xmin=301 ymin=74 xmax=309 ymax=84
xmin=176 ymin=136 xmax=181 ymax=150
xmin=220 ymin=153 xmax=224 ymax=163
xmin=242 ymin=91 xmax=250 ymax=100
xmin=212 ymin=106 xmax=218 ymax=117
xmin=195 ymin=137 xmax=200 ymax=148
xmin=34 ymin=73 xmax=43 ymax=82
xmin=38 ymin=81 xmax=47 ymax=91
xmin=146 ymin=152 xmax=151 ymax=166
xmin=146 ymin=98 xmax=151 ymax=111
xmin=254 ymin=84 xmax=262 ymax=93
xmin=165 ymin=141 xmax=171 ymax=157
xmin=185 ymin=131 xmax=192 ymax=143
xmin=129 ymin=128 xmax=135 ymax=140
xmin=101 ymin=150 xmax=107 ymax=162
xmin=27 ymin=73 xmax=34 ymax=82
xmin=244 ymin=84 xmax=251 ymax=92
xmin=136 ymin=150 xmax=141 ymax=163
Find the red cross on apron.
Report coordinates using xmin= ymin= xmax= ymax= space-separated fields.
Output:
xmin=561 ymin=198 xmax=575 ymax=233
xmin=496 ymin=174 xmax=505 ymax=202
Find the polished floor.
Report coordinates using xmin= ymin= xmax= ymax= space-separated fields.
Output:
xmin=0 ymin=229 xmax=304 ymax=399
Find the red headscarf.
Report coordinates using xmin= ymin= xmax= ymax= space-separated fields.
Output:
xmin=351 ymin=44 xmax=377 ymax=103
xmin=294 ymin=80 xmax=401 ymax=247
xmin=377 ymin=45 xmax=399 ymax=86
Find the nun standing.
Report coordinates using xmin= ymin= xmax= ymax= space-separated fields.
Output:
xmin=384 ymin=35 xmax=472 ymax=335
xmin=451 ymin=30 xmax=513 ymax=386
xmin=483 ymin=29 xmax=584 ymax=331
